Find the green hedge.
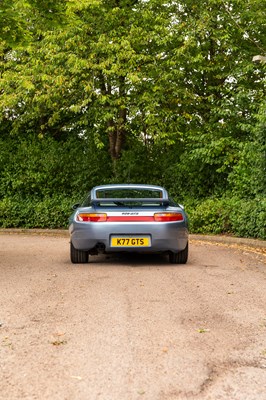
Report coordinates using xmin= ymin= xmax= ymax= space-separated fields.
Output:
xmin=0 ymin=195 xmax=74 ymax=229
xmin=0 ymin=195 xmax=265 ymax=239
xmin=188 ymin=196 xmax=266 ymax=239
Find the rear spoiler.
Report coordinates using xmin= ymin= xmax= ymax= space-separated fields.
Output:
xmin=91 ymin=198 xmax=170 ymax=206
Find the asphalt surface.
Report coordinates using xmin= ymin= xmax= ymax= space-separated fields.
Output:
xmin=0 ymin=232 xmax=265 ymax=400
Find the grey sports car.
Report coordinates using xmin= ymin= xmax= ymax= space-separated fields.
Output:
xmin=69 ymin=184 xmax=189 ymax=264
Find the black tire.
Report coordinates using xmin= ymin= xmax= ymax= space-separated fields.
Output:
xmin=70 ymin=242 xmax=89 ymax=264
xmin=169 ymin=243 xmax=188 ymax=264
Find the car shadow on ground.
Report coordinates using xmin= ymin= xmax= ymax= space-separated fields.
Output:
xmin=65 ymin=252 xmax=189 ymax=267
xmin=100 ymin=252 xmax=168 ymax=265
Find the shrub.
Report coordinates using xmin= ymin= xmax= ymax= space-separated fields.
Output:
xmin=0 ymin=195 xmax=74 ymax=229
xmin=188 ymin=196 xmax=266 ymax=239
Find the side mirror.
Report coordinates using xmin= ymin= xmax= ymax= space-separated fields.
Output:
xmin=72 ymin=203 xmax=80 ymax=210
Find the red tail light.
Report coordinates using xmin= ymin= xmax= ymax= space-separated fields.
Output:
xmin=153 ymin=212 xmax=184 ymax=222
xmin=76 ymin=213 xmax=107 ymax=222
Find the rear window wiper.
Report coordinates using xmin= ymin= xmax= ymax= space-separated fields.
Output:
xmin=113 ymin=201 xmax=126 ymax=206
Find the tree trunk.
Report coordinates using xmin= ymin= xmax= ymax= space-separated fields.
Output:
xmin=108 ymin=108 xmax=127 ymax=161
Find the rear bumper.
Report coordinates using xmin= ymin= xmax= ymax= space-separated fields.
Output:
xmin=69 ymin=221 xmax=188 ymax=253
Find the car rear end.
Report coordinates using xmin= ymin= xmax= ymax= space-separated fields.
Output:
xmin=70 ymin=205 xmax=188 ymax=255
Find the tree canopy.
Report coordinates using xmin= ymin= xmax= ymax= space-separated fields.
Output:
xmin=0 ymin=0 xmax=265 ymax=236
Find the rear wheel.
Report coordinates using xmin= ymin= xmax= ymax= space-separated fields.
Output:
xmin=169 ymin=243 xmax=188 ymax=264
xmin=70 ymin=242 xmax=89 ymax=264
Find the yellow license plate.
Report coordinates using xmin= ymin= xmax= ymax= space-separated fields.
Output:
xmin=111 ymin=237 xmax=150 ymax=247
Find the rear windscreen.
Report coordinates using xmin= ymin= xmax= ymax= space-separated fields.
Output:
xmin=95 ymin=188 xmax=163 ymax=199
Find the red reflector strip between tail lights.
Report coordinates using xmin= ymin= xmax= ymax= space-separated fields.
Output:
xmin=104 ymin=214 xmax=184 ymax=222
xmin=76 ymin=213 xmax=107 ymax=222
xmin=106 ymin=216 xmax=154 ymax=222
xmin=153 ymin=212 xmax=184 ymax=222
